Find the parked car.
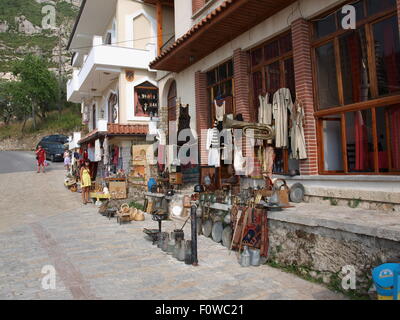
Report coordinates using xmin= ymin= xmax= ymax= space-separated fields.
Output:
xmin=40 ymin=134 xmax=69 ymax=144
xmin=37 ymin=141 xmax=65 ymax=162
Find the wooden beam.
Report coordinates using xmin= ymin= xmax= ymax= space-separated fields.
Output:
xmin=156 ymin=0 xmax=163 ymax=56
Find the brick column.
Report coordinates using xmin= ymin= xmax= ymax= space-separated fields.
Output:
xmin=292 ymin=18 xmax=318 ymax=175
xmin=233 ymin=48 xmax=252 ymax=122
xmin=195 ymin=71 xmax=209 ymax=166
xmin=233 ymin=48 xmax=255 ymax=173
xmin=192 ymin=0 xmax=204 ymax=14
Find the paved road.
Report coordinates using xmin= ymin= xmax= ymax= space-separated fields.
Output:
xmin=0 ymin=151 xmax=63 ymax=174
xmin=0 ymin=152 xmax=346 ymax=300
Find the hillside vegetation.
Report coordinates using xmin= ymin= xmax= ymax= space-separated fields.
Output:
xmin=0 ymin=0 xmax=79 ymax=73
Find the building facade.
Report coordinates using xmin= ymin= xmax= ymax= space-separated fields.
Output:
xmin=66 ymin=0 xmax=175 ymax=179
xmin=150 ymin=0 xmax=400 ymax=207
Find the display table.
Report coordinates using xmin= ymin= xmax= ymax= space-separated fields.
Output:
xmin=90 ymin=192 xmax=111 ymax=202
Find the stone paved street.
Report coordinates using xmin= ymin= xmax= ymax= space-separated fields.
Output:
xmin=0 ymin=152 xmax=345 ymax=300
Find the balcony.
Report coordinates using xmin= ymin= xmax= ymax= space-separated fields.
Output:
xmin=67 ymin=36 xmax=156 ymax=103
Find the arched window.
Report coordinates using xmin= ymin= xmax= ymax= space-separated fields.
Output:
xmin=167 ymin=80 xmax=177 ymax=122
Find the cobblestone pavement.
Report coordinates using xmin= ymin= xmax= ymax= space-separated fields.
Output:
xmin=0 ymin=166 xmax=346 ymax=300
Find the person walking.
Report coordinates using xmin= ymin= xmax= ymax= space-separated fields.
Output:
xmin=80 ymin=160 xmax=92 ymax=204
xmin=63 ymin=149 xmax=71 ymax=172
xmin=35 ymin=145 xmax=46 ymax=173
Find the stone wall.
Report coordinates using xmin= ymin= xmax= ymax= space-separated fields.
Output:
xmin=267 ymin=219 xmax=400 ymax=295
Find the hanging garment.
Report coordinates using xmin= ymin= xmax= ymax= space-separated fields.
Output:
xmin=258 ymin=93 xmax=272 ymax=125
xmin=272 ymin=88 xmax=293 ymax=148
xmin=88 ymin=147 xmax=95 ymax=162
xmin=221 ymin=129 xmax=233 ymax=165
xmin=233 ymin=130 xmax=246 ymax=175
xmin=214 ymin=100 xmax=226 ymax=122
xmin=94 ymin=139 xmax=102 ymax=162
xmin=289 ymin=100 xmax=308 ymax=160
xmin=206 ymin=128 xmax=220 ymax=168
xmin=112 ymin=146 xmax=119 ymax=166
xmin=103 ymin=137 xmax=109 ymax=165
xmin=156 ymin=129 xmax=167 ymax=171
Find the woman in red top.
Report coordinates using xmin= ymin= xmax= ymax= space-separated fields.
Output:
xmin=35 ymin=145 xmax=46 ymax=173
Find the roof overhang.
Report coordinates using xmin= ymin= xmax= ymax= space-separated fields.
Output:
xmin=150 ymin=0 xmax=297 ymax=72
xmin=67 ymin=0 xmax=118 ymax=52
xmin=79 ymin=124 xmax=149 ymax=145
xmin=142 ymin=0 xmax=174 ymax=7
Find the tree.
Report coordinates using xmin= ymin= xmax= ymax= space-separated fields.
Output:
xmin=12 ymin=54 xmax=58 ymax=129
xmin=0 ymin=80 xmax=31 ymax=130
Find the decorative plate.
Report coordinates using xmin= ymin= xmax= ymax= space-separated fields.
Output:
xmin=212 ymin=222 xmax=224 ymax=243
xmin=289 ymin=183 xmax=305 ymax=203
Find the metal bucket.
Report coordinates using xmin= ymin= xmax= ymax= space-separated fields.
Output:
xmin=249 ymin=248 xmax=261 ymax=267
xmin=161 ymin=233 xmax=169 ymax=252
xmin=173 ymin=240 xmax=181 ymax=259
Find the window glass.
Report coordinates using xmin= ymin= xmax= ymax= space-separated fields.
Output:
xmin=284 ymin=58 xmax=295 ymax=101
xmin=339 ymin=28 xmax=370 ymax=104
xmin=316 ymin=42 xmax=340 ymax=109
xmin=375 ymin=107 xmax=390 ymax=172
xmin=381 ymin=104 xmax=400 ymax=171
xmin=251 ymin=48 xmax=263 ymax=66
xmin=264 ymin=40 xmax=279 ymax=61
xmin=322 ymin=117 xmax=343 ymax=171
xmin=373 ymin=16 xmax=400 ymax=95
xmin=218 ymin=63 xmax=227 ymax=81
xmin=279 ymin=33 xmax=292 ymax=55
xmin=265 ymin=61 xmax=280 ymax=94
xmin=207 ymin=70 xmax=216 ymax=86
xmin=367 ymin=0 xmax=396 ymax=16
xmin=314 ymin=13 xmax=337 ymax=39
xmin=345 ymin=109 xmax=374 ymax=172
xmin=227 ymin=60 xmax=233 ymax=78
xmin=252 ymin=71 xmax=263 ymax=111
xmin=273 ymin=149 xmax=285 ymax=174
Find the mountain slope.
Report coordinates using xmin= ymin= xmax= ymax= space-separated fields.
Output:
xmin=0 ymin=0 xmax=80 ymax=78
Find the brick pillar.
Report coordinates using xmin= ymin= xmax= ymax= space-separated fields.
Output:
xmin=292 ymin=18 xmax=318 ymax=175
xmin=233 ymin=48 xmax=255 ymax=173
xmin=192 ymin=0 xmax=204 ymax=14
xmin=233 ymin=48 xmax=252 ymax=122
xmin=195 ymin=71 xmax=209 ymax=166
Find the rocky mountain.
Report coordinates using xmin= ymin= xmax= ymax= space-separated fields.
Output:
xmin=0 ymin=0 xmax=81 ymax=80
